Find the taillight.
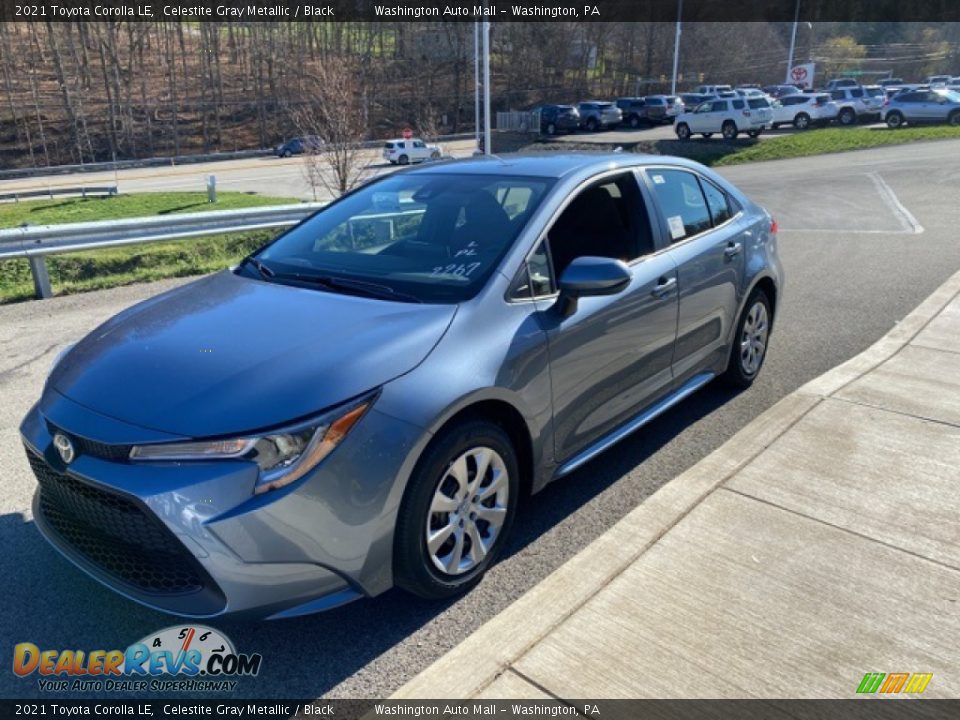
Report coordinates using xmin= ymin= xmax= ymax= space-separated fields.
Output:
xmin=770 ymin=218 xmax=779 ymax=234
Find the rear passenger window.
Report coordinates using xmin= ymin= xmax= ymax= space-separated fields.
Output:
xmin=732 ymin=99 xmax=745 ymax=110
xmin=699 ymin=179 xmax=734 ymax=226
xmin=851 ymin=88 xmax=864 ymax=98
xmin=648 ymin=169 xmax=711 ymax=242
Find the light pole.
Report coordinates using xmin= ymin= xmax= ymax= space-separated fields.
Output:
xmin=482 ymin=13 xmax=491 ymax=155
xmin=670 ymin=0 xmax=683 ymax=95
xmin=474 ymin=21 xmax=480 ymax=150
xmin=785 ymin=0 xmax=801 ymax=83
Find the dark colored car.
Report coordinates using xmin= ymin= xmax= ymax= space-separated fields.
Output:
xmin=616 ymin=97 xmax=658 ymax=128
xmin=534 ymin=104 xmax=580 ymax=135
xmin=577 ymin=101 xmax=623 ymax=131
xmin=22 ymin=154 xmax=782 ymax=619
xmin=275 ymin=135 xmax=323 ymax=157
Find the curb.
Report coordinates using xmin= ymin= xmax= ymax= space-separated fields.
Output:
xmin=392 ymin=265 xmax=960 ymax=700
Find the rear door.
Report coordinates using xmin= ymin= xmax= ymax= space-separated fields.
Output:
xmin=643 ymin=167 xmax=748 ymax=385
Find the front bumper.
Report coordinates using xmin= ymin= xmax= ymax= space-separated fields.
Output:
xmin=20 ymin=393 xmax=424 ymax=619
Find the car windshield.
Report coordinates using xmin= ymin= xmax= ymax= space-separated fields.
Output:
xmin=246 ymin=173 xmax=554 ymax=304
xmin=747 ymin=98 xmax=769 ymax=109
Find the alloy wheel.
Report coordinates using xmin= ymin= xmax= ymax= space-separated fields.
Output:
xmin=740 ymin=301 xmax=769 ymax=375
xmin=425 ymin=446 xmax=509 ymax=576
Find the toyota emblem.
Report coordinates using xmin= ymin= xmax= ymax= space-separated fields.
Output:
xmin=53 ymin=433 xmax=75 ymax=464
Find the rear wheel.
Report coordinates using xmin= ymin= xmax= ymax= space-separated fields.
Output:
xmin=722 ymin=121 xmax=738 ymax=140
xmin=948 ymin=111 xmax=960 ymax=127
xmin=394 ymin=420 xmax=519 ymax=599
xmin=675 ymin=122 xmax=691 ymax=140
xmin=839 ymin=108 xmax=856 ymax=126
xmin=722 ymin=289 xmax=772 ymax=389
xmin=586 ymin=118 xmax=598 ymax=132
xmin=793 ymin=113 xmax=810 ymax=130
xmin=281 ymin=149 xmax=292 ymax=158
xmin=398 ymin=154 xmax=410 ymax=165
xmin=628 ymin=116 xmax=640 ymax=129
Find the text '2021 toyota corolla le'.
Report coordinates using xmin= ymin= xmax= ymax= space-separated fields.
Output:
xmin=21 ymin=154 xmax=782 ymax=619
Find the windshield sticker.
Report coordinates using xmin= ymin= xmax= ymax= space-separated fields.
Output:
xmin=652 ymin=174 xmax=665 ymax=184
xmin=667 ymin=215 xmax=686 ymax=239
xmin=431 ymin=262 xmax=482 ymax=278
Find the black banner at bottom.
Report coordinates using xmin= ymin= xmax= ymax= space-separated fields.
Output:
xmin=0 ymin=700 xmax=958 ymax=720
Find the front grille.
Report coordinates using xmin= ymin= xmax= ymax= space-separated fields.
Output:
xmin=45 ymin=424 xmax=132 ymax=461
xmin=27 ymin=449 xmax=209 ymax=596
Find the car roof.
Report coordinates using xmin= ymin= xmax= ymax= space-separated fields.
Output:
xmin=395 ymin=153 xmax=702 ymax=179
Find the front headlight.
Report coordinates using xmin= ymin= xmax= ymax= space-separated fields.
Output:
xmin=130 ymin=397 xmax=373 ymax=494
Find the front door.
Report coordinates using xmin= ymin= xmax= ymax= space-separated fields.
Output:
xmin=536 ymin=171 xmax=679 ymax=464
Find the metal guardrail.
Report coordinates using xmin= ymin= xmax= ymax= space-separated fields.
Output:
xmin=0 ymin=186 xmax=117 ymax=203
xmin=0 ymin=203 xmax=327 ymax=300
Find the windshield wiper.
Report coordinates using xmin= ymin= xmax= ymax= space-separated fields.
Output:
xmin=272 ymin=272 xmax=423 ymax=304
xmin=243 ymin=256 xmax=275 ymax=280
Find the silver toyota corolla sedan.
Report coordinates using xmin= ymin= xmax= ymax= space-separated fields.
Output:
xmin=21 ymin=154 xmax=782 ymax=618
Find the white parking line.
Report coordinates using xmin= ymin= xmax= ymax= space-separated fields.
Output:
xmin=868 ymin=171 xmax=924 ymax=235
xmin=779 ymin=171 xmax=924 ymax=236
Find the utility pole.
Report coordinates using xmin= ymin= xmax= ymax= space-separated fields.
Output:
xmin=785 ymin=0 xmax=801 ymax=83
xmin=482 ymin=11 xmax=491 ymax=155
xmin=670 ymin=0 xmax=683 ymax=95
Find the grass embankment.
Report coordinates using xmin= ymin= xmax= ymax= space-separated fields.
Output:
xmin=0 ymin=192 xmax=299 ymax=303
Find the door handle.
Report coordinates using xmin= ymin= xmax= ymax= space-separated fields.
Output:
xmin=724 ymin=242 xmax=742 ymax=259
xmin=651 ymin=277 xmax=677 ymax=298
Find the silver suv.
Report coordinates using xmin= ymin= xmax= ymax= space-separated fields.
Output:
xmin=884 ymin=88 xmax=960 ymax=128
xmin=578 ymin=101 xmax=623 ymax=131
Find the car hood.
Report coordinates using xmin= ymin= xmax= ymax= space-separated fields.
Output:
xmin=50 ymin=271 xmax=456 ymax=438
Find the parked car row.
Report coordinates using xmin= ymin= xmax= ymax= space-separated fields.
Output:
xmin=533 ymin=96 xmax=685 ymax=135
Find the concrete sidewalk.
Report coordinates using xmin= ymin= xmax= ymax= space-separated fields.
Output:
xmin=394 ymin=269 xmax=960 ymax=701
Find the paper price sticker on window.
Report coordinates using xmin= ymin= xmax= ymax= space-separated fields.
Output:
xmin=667 ymin=215 xmax=686 ymax=240
xmin=652 ymin=174 xmax=665 ymax=184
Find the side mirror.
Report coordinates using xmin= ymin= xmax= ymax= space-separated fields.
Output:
xmin=556 ymin=256 xmax=631 ymax=318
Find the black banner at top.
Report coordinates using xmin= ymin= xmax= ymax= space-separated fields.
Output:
xmin=2 ymin=0 xmax=960 ymax=23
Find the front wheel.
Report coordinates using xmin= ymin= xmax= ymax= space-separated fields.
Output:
xmin=839 ymin=108 xmax=856 ymax=126
xmin=948 ymin=111 xmax=960 ymax=127
xmin=722 ymin=289 xmax=772 ymax=388
xmin=394 ymin=420 xmax=519 ymax=599
xmin=675 ymin=122 xmax=691 ymax=140
xmin=546 ymin=122 xmax=557 ymax=135
xmin=793 ymin=113 xmax=810 ymax=130
xmin=585 ymin=118 xmax=598 ymax=132
xmin=398 ymin=154 xmax=410 ymax=165
xmin=722 ymin=121 xmax=738 ymax=140
xmin=886 ymin=111 xmax=904 ymax=129
xmin=430 ymin=151 xmax=441 ymax=160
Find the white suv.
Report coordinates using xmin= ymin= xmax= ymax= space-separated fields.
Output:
xmin=383 ymin=139 xmax=442 ymax=165
xmin=829 ymin=87 xmax=884 ymax=125
xmin=674 ymin=96 xmax=771 ymax=140
xmin=771 ymin=93 xmax=839 ymax=129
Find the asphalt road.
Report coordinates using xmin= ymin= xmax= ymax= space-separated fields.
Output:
xmin=1 ymin=140 xmax=959 ymax=700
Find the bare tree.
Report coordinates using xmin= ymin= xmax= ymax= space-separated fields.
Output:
xmin=292 ymin=61 xmax=372 ymax=200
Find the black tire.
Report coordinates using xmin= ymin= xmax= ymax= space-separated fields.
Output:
xmin=675 ymin=122 xmax=691 ymax=140
xmin=771 ymin=122 xmax=780 ymax=130
xmin=546 ymin=122 xmax=557 ymax=135
xmin=948 ymin=111 xmax=960 ymax=127
xmin=722 ymin=121 xmax=738 ymax=140
xmin=430 ymin=151 xmax=441 ymax=160
xmin=281 ymin=150 xmax=292 ymax=158
xmin=701 ymin=133 xmax=714 ymax=139
xmin=886 ymin=111 xmax=904 ymax=129
xmin=793 ymin=113 xmax=811 ymax=130
xmin=586 ymin=118 xmax=598 ymax=132
xmin=394 ymin=419 xmax=520 ymax=600
xmin=839 ymin=108 xmax=856 ymax=126
xmin=722 ymin=288 xmax=772 ymax=389
xmin=398 ymin=154 xmax=410 ymax=165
